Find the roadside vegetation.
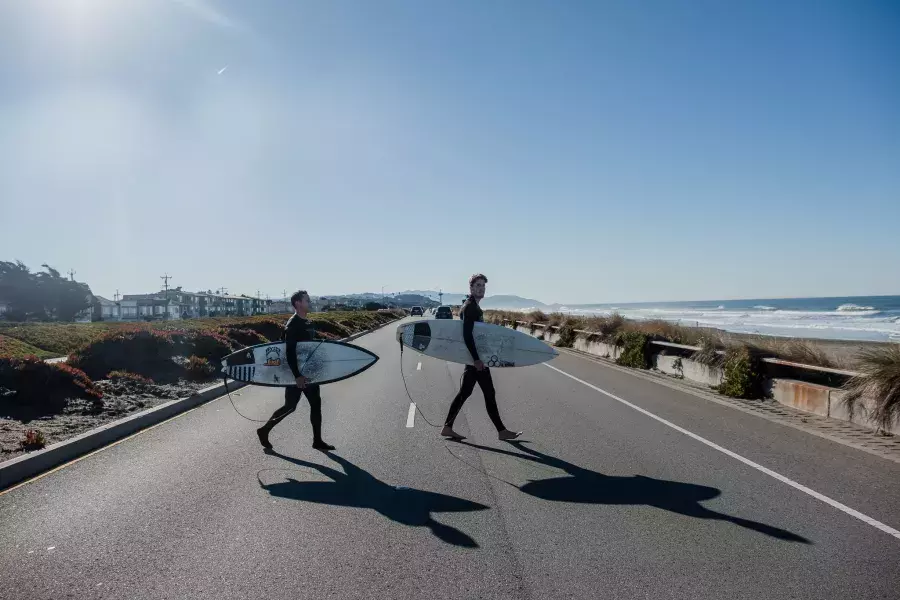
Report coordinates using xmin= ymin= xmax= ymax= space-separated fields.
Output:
xmin=841 ymin=345 xmax=900 ymax=433
xmin=0 ymin=310 xmax=404 ymax=458
xmin=487 ymin=310 xmax=900 ymax=419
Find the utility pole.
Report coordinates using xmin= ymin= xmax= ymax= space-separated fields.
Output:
xmin=160 ymin=273 xmax=172 ymax=297
xmin=68 ymin=269 xmax=76 ymax=281
xmin=114 ymin=290 xmax=120 ymax=302
xmin=439 ymin=288 xmax=443 ymax=305
xmin=160 ymin=274 xmax=172 ymax=320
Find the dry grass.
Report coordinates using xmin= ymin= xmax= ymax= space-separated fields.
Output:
xmin=483 ymin=309 xmax=851 ymax=371
xmin=691 ymin=338 xmax=724 ymax=367
xmin=842 ymin=345 xmax=900 ymax=432
xmin=743 ymin=338 xmax=838 ymax=369
xmin=0 ymin=311 xmax=404 ymax=358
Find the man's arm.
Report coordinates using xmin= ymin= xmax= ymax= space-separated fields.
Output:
xmin=285 ymin=322 xmax=302 ymax=379
xmin=462 ymin=306 xmax=480 ymax=363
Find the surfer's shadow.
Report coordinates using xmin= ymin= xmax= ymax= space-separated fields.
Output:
xmin=259 ymin=450 xmax=489 ymax=548
xmin=456 ymin=441 xmax=811 ymax=544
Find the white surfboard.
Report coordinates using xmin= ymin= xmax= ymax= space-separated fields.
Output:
xmin=221 ymin=341 xmax=378 ymax=386
xmin=396 ymin=320 xmax=558 ymax=367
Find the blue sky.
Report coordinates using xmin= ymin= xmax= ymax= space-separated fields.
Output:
xmin=0 ymin=0 xmax=897 ymax=304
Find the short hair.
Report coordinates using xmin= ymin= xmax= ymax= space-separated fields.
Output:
xmin=469 ymin=273 xmax=488 ymax=287
xmin=290 ymin=290 xmax=309 ymax=306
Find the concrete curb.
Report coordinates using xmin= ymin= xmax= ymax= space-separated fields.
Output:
xmin=0 ymin=315 xmax=404 ymax=491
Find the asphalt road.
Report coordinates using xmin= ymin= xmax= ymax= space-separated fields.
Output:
xmin=2 ymin=317 xmax=899 ymax=599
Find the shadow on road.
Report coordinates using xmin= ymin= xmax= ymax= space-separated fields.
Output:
xmin=455 ymin=440 xmax=811 ymax=544
xmin=258 ymin=450 xmax=489 ymax=548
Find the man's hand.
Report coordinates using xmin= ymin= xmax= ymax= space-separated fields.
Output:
xmin=295 ymin=375 xmax=308 ymax=389
xmin=474 ymin=360 xmax=485 ymax=371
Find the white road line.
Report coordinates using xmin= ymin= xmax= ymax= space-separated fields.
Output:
xmin=544 ymin=363 xmax=900 ymax=540
xmin=406 ymin=403 xmax=416 ymax=428
xmin=417 ymin=362 xmax=422 ymax=371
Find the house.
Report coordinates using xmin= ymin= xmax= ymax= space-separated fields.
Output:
xmin=116 ymin=297 xmax=180 ymax=321
xmin=94 ymin=296 xmax=119 ymax=321
xmin=267 ymin=300 xmax=292 ymax=314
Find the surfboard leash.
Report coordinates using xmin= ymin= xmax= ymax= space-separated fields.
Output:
xmin=398 ymin=340 xmax=468 ymax=428
xmin=223 ymin=339 xmax=328 ymax=423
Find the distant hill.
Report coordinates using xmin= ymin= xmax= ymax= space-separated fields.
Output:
xmin=317 ymin=290 xmax=551 ymax=310
xmin=400 ymin=290 xmax=548 ymax=309
xmin=480 ymin=295 xmax=549 ymax=310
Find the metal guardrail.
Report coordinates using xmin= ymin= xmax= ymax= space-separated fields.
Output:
xmin=506 ymin=319 xmax=862 ymax=378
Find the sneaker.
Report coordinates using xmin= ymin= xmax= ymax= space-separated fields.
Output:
xmin=440 ymin=425 xmax=466 ymax=440
xmin=312 ymin=440 xmax=336 ymax=451
xmin=498 ymin=429 xmax=523 ymax=441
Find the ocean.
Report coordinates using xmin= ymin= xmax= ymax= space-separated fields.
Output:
xmin=549 ymin=295 xmax=900 ymax=343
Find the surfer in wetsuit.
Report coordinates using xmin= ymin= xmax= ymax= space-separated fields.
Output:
xmin=257 ymin=290 xmax=335 ymax=451
xmin=441 ymin=274 xmax=522 ymax=441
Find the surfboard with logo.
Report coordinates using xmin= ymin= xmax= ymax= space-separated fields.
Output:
xmin=221 ymin=341 xmax=378 ymax=386
xmin=396 ymin=320 xmax=557 ymax=367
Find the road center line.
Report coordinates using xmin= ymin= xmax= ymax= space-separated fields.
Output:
xmin=406 ymin=403 xmax=416 ymax=428
xmin=417 ymin=362 xmax=422 ymax=371
xmin=544 ymin=363 xmax=900 ymax=540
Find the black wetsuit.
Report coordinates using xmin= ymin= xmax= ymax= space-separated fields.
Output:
xmin=259 ymin=314 xmax=324 ymax=443
xmin=444 ymin=299 xmax=507 ymax=432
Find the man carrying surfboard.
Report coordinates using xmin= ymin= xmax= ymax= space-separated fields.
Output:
xmin=257 ymin=290 xmax=335 ymax=451
xmin=441 ymin=274 xmax=522 ymax=441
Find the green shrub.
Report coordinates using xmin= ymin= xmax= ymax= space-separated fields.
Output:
xmin=20 ymin=429 xmax=46 ymax=450
xmin=672 ymin=357 xmax=684 ymax=378
xmin=219 ymin=327 xmax=270 ymax=348
xmin=70 ymin=329 xmax=179 ymax=380
xmin=0 ymin=334 xmax=55 ymax=359
xmin=186 ymin=355 xmax=215 ymax=380
xmin=555 ymin=320 xmax=578 ymax=348
xmin=691 ymin=338 xmax=723 ymax=367
xmin=107 ymin=371 xmax=154 ymax=384
xmin=182 ymin=331 xmax=234 ymax=362
xmin=842 ymin=345 xmax=900 ymax=432
xmin=0 ymin=356 xmax=102 ymax=419
xmin=615 ymin=331 xmax=650 ymax=369
xmin=720 ymin=346 xmax=762 ymax=398
xmin=220 ymin=320 xmax=283 ymax=342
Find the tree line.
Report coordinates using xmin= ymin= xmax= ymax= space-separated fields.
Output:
xmin=0 ymin=261 xmax=92 ymax=322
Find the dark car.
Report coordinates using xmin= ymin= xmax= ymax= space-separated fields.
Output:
xmin=410 ymin=306 xmax=423 ymax=316
xmin=434 ymin=306 xmax=452 ymax=319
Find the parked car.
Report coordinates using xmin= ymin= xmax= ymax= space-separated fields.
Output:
xmin=410 ymin=306 xmax=423 ymax=316
xmin=434 ymin=306 xmax=453 ymax=319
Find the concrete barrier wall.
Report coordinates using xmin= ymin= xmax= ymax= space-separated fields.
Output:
xmin=504 ymin=320 xmax=896 ymax=434
xmin=655 ymin=354 xmax=724 ymax=387
xmin=768 ymin=379 xmax=898 ymax=434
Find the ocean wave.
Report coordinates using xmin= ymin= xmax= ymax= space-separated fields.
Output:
xmin=753 ymin=305 xmax=777 ymax=311
xmin=836 ymin=303 xmax=876 ymax=312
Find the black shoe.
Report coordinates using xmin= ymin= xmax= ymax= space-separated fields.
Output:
xmin=256 ymin=428 xmax=273 ymax=450
xmin=312 ymin=440 xmax=335 ymax=451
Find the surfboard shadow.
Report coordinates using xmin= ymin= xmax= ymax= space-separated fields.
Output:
xmin=259 ymin=450 xmax=489 ymax=548
xmin=455 ymin=440 xmax=810 ymax=544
